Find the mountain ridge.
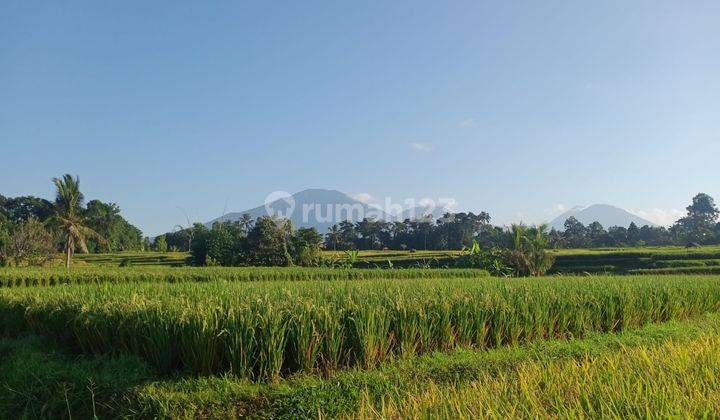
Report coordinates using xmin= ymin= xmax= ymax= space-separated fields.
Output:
xmin=549 ymin=204 xmax=656 ymax=230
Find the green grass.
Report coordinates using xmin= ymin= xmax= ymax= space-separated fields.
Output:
xmin=73 ymin=251 xmax=189 ymax=267
xmin=0 ymin=266 xmax=488 ymax=287
xmin=363 ymin=333 xmax=720 ymax=418
xmin=329 ymin=246 xmax=720 ymax=272
xmin=69 ymin=245 xmax=720 ymax=273
xmin=5 ymin=312 xmax=720 ymax=419
xmin=2 ymin=275 xmax=720 ymax=380
xmin=551 ymin=245 xmax=720 ymax=274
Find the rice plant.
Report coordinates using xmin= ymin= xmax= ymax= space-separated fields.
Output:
xmin=2 ymin=275 xmax=720 ymax=380
xmin=0 ymin=266 xmax=488 ymax=288
xmin=361 ymin=333 xmax=720 ymax=418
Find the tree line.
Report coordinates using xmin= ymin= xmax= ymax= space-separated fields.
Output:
xmin=156 ymin=193 xmax=720 ymax=263
xmin=175 ymin=215 xmax=555 ymax=276
xmin=548 ymin=193 xmax=720 ymax=249
xmin=0 ymin=175 xmax=143 ymax=267
xmin=180 ymin=217 xmax=323 ymax=267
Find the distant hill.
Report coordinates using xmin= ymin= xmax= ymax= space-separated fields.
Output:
xmin=207 ymin=189 xmax=391 ymax=233
xmin=549 ymin=204 xmax=656 ymax=230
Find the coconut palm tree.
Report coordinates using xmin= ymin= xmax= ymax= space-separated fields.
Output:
xmin=326 ymin=224 xmax=342 ymax=251
xmin=507 ymin=223 xmax=555 ymax=277
xmin=49 ymin=174 xmax=107 ymax=268
xmin=239 ymin=213 xmax=254 ymax=235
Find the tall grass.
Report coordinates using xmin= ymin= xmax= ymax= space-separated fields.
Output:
xmin=2 ymin=275 xmax=720 ymax=380
xmin=362 ymin=333 xmax=720 ymax=418
xmin=0 ymin=266 xmax=488 ymax=288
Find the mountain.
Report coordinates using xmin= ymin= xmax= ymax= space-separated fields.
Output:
xmin=549 ymin=204 xmax=656 ymax=230
xmin=207 ymin=189 xmax=391 ymax=233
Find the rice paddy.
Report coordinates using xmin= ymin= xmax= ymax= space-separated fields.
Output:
xmin=2 ymin=267 xmax=720 ymax=418
xmin=2 ymin=275 xmax=720 ymax=380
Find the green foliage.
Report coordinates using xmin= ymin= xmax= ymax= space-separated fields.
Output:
xmin=551 ymin=245 xmax=720 ymax=274
xmin=0 ymin=195 xmax=54 ymax=224
xmin=243 ymin=217 xmax=293 ymax=266
xmin=47 ymin=174 xmax=108 ymax=268
xmin=154 ymin=235 xmax=168 ymax=253
xmin=206 ymin=222 xmax=241 ymax=266
xmin=367 ymin=332 xmax=720 ymax=418
xmin=291 ymin=227 xmax=323 ymax=267
xmin=0 ymin=266 xmax=487 ymax=287
xmin=0 ymin=218 xmax=56 ymax=267
xmin=84 ymin=200 xmax=143 ymax=252
xmin=189 ymin=218 xmax=327 ymax=267
xmin=0 ymin=336 xmax=151 ymax=419
xmin=345 ymin=249 xmax=360 ymax=267
xmin=188 ymin=223 xmax=210 ymax=265
xmin=3 ymin=312 xmax=720 ymax=419
xmin=673 ymin=193 xmax=720 ymax=245
xmin=2 ymin=275 xmax=719 ymax=380
xmin=0 ymin=215 xmax=10 ymax=267
xmin=506 ymin=224 xmax=555 ymax=276
xmin=456 ymin=241 xmax=511 ymax=276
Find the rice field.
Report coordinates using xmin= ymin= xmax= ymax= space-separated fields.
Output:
xmin=2 ymin=275 xmax=720 ymax=381
xmin=2 ymin=267 xmax=720 ymax=417
xmin=360 ymin=333 xmax=720 ymax=418
xmin=0 ymin=266 xmax=488 ymax=287
xmin=70 ymin=246 xmax=720 ymax=274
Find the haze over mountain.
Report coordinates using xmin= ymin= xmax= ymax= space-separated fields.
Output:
xmin=207 ymin=189 xmax=462 ymax=233
xmin=207 ymin=189 xmax=391 ymax=233
xmin=208 ymin=190 xmax=660 ymax=234
xmin=549 ymin=204 xmax=656 ymax=231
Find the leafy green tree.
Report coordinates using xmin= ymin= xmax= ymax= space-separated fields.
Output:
xmin=189 ymin=223 xmax=210 ymax=265
xmin=506 ymin=224 xmax=555 ymax=276
xmin=292 ymin=227 xmax=323 ymax=266
xmin=627 ymin=222 xmax=641 ymax=245
xmin=563 ymin=217 xmax=589 ymax=248
xmin=0 ymin=218 xmax=56 ymax=267
xmin=0 ymin=196 xmax=53 ymax=224
xmin=586 ymin=222 xmax=606 ymax=247
xmin=154 ymin=235 xmax=168 ymax=252
xmin=47 ymin=175 xmax=107 ymax=268
xmin=243 ymin=217 xmax=292 ymax=266
xmin=84 ymin=200 xmax=142 ymax=251
xmin=338 ymin=220 xmax=357 ymax=250
xmin=0 ymin=214 xmax=11 ymax=266
xmin=164 ymin=228 xmax=193 ymax=252
xmin=674 ymin=193 xmax=719 ymax=244
xmin=207 ymin=222 xmax=241 ymax=266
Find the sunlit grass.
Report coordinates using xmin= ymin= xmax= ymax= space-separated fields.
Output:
xmin=2 ymin=275 xmax=720 ymax=380
xmin=361 ymin=333 xmax=720 ymax=419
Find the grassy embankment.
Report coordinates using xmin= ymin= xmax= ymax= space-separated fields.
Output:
xmin=72 ymin=246 xmax=720 ymax=275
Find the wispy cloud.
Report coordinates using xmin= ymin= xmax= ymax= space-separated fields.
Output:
xmin=352 ymin=192 xmax=374 ymax=203
xmin=629 ymin=208 xmax=684 ymax=227
xmin=409 ymin=142 xmax=433 ymax=152
xmin=460 ymin=118 xmax=475 ymax=128
xmin=543 ymin=203 xmax=568 ymax=217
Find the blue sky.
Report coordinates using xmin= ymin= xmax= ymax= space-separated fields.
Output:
xmin=2 ymin=1 xmax=719 ymax=235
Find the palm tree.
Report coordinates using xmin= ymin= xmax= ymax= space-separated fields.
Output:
xmin=507 ymin=223 xmax=555 ymax=277
xmin=49 ymin=174 xmax=107 ymax=268
xmin=327 ymin=224 xmax=341 ymax=251
xmin=239 ymin=213 xmax=254 ymax=235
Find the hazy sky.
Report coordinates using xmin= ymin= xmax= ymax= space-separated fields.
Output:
xmin=2 ymin=1 xmax=719 ymax=235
